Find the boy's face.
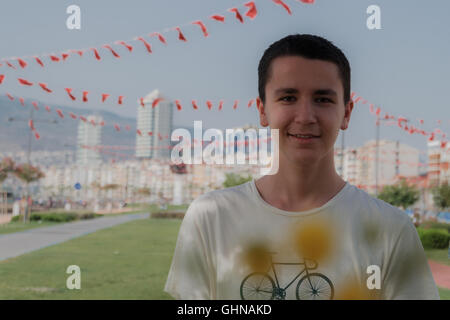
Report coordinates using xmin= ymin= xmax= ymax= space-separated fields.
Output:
xmin=258 ymin=55 xmax=353 ymax=165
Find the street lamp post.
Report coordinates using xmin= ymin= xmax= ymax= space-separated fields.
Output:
xmin=8 ymin=110 xmax=58 ymax=222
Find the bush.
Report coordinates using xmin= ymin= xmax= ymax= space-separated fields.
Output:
xmin=78 ymin=213 xmax=99 ymax=220
xmin=11 ymin=215 xmax=21 ymax=222
xmin=29 ymin=212 xmax=78 ymax=223
xmin=417 ymin=228 xmax=450 ymax=249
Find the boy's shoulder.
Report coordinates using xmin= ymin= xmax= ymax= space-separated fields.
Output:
xmin=347 ymin=183 xmax=412 ymax=228
xmin=185 ymin=181 xmax=254 ymax=217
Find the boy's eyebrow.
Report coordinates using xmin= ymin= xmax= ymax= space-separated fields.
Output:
xmin=274 ymin=88 xmax=338 ymax=96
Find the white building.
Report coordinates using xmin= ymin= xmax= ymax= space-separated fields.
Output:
xmin=335 ymin=140 xmax=420 ymax=195
xmin=76 ymin=115 xmax=102 ymax=166
xmin=136 ymin=90 xmax=174 ymax=159
xmin=427 ymin=140 xmax=450 ymax=187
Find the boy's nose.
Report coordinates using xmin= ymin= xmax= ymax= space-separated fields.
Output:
xmin=293 ymin=100 xmax=317 ymax=124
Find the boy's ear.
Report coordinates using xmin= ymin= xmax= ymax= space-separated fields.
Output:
xmin=257 ymin=97 xmax=269 ymax=127
xmin=340 ymin=99 xmax=354 ymax=130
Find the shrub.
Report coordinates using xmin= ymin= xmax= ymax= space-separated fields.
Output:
xmin=78 ymin=213 xmax=97 ymax=220
xmin=30 ymin=212 xmax=78 ymax=223
xmin=417 ymin=228 xmax=450 ymax=249
xmin=11 ymin=215 xmax=21 ymax=222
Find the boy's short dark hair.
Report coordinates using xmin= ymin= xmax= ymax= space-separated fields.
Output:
xmin=258 ymin=34 xmax=351 ymax=105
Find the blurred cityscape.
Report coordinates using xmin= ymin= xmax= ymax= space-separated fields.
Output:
xmin=0 ymin=89 xmax=449 ymax=220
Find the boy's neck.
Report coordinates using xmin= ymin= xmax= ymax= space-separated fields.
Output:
xmin=255 ymin=154 xmax=346 ymax=212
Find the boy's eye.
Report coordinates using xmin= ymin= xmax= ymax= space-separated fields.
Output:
xmin=280 ymin=96 xmax=296 ymax=102
xmin=316 ymin=97 xmax=333 ymax=103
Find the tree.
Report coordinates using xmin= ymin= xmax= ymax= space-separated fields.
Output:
xmin=13 ymin=163 xmax=45 ymax=222
xmin=431 ymin=182 xmax=450 ymax=212
xmin=377 ymin=179 xmax=419 ymax=210
xmin=0 ymin=157 xmax=15 ymax=183
xmin=223 ymin=173 xmax=253 ymax=188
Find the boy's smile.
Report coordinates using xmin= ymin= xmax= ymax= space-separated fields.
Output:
xmin=258 ymin=55 xmax=353 ymax=165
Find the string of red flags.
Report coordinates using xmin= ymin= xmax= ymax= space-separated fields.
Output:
xmin=0 ymin=0 xmax=316 ymax=70
xmin=2 ymin=91 xmax=263 ymax=142
xmin=351 ymin=91 xmax=448 ymax=146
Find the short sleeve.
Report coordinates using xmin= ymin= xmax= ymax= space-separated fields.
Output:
xmin=164 ymin=197 xmax=215 ymax=299
xmin=382 ymin=219 xmax=440 ymax=300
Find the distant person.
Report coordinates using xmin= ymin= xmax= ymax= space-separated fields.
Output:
xmin=164 ymin=34 xmax=439 ymax=300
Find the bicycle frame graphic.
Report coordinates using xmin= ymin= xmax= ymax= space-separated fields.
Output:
xmin=240 ymin=252 xmax=334 ymax=300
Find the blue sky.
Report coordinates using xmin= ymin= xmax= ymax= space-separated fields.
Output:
xmin=0 ymin=0 xmax=449 ymax=152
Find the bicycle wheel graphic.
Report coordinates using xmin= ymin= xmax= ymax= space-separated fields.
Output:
xmin=296 ymin=273 xmax=334 ymax=300
xmin=240 ymin=272 xmax=276 ymax=300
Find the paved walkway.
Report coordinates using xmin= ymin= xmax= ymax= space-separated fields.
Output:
xmin=0 ymin=212 xmax=149 ymax=262
xmin=429 ymin=260 xmax=450 ymax=290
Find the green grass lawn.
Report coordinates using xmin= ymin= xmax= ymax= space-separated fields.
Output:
xmin=438 ymin=287 xmax=450 ymax=300
xmin=0 ymin=217 xmax=182 ymax=299
xmin=0 ymin=221 xmax=60 ymax=235
xmin=424 ymin=248 xmax=449 ymax=267
xmin=0 ymin=215 xmax=448 ymax=300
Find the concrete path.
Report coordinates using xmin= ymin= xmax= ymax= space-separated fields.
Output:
xmin=0 ymin=212 xmax=149 ymax=262
xmin=429 ymin=260 xmax=450 ymax=290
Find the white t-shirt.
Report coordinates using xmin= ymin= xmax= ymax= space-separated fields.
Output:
xmin=164 ymin=179 xmax=439 ymax=300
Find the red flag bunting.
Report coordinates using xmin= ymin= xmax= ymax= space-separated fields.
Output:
xmin=300 ymin=0 xmax=315 ymax=3
xmin=62 ymin=53 xmax=69 ymax=61
xmin=69 ymin=112 xmax=77 ymax=119
xmin=118 ymin=96 xmax=124 ymax=105
xmin=91 ymin=48 xmax=101 ymax=60
xmin=192 ymin=21 xmax=209 ymax=37
xmin=80 ymin=116 xmax=87 ymax=122
xmin=45 ymin=105 xmax=51 ymax=112
xmin=65 ymin=88 xmax=76 ymax=101
xmin=56 ymin=109 xmax=64 ymax=119
xmin=0 ymin=75 xmax=4 ymax=85
xmin=50 ymin=55 xmax=60 ymax=62
xmin=228 ymin=8 xmax=244 ymax=23
xmin=148 ymin=131 xmax=153 ymax=136
xmin=34 ymin=131 xmax=40 ymax=140
xmin=272 ymin=0 xmax=292 ymax=15
xmin=192 ymin=100 xmax=199 ymax=110
xmin=219 ymin=100 xmax=224 ymax=111
xmin=175 ymin=100 xmax=182 ymax=111
xmin=35 ymin=57 xmax=44 ymax=67
xmin=18 ymin=78 xmax=33 ymax=86
xmin=17 ymin=58 xmax=27 ymax=69
xmin=28 ymin=119 xmax=34 ymax=130
xmin=140 ymin=97 xmax=145 ymax=107
xmin=90 ymin=119 xmax=96 ymax=126
xmin=102 ymin=93 xmax=110 ymax=102
xmin=32 ymin=101 xmax=39 ymax=110
xmin=244 ymin=1 xmax=258 ymax=19
xmin=6 ymin=61 xmax=16 ymax=69
xmin=79 ymin=91 xmax=87 ymax=103
xmin=137 ymin=37 xmax=152 ymax=53
xmin=152 ymin=98 xmax=162 ymax=108
xmin=210 ymin=14 xmax=225 ymax=22
xmin=206 ymin=100 xmax=213 ymax=110
xmin=114 ymin=124 xmax=121 ymax=132
xmin=151 ymin=32 xmax=167 ymax=44
xmin=19 ymin=97 xmax=25 ymax=106
xmin=248 ymin=99 xmax=254 ymax=108
xmin=103 ymin=45 xmax=120 ymax=58
xmin=233 ymin=100 xmax=239 ymax=109
xmin=38 ymin=83 xmax=52 ymax=93
xmin=117 ymin=41 xmax=133 ymax=52
xmin=137 ymin=129 xmax=142 ymax=136
xmin=175 ymin=27 xmax=187 ymax=42
xmin=6 ymin=93 xmax=14 ymax=101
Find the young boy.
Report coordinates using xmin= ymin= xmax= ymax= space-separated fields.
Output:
xmin=164 ymin=34 xmax=439 ymax=300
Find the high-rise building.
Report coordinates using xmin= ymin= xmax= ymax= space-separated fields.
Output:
xmin=334 ymin=140 xmax=421 ymax=195
xmin=136 ymin=90 xmax=173 ymax=159
xmin=427 ymin=140 xmax=449 ymax=187
xmin=76 ymin=115 xmax=102 ymax=166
